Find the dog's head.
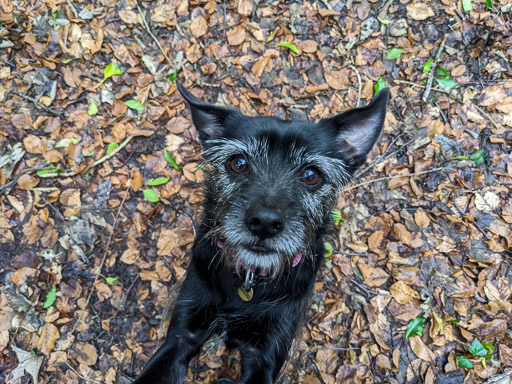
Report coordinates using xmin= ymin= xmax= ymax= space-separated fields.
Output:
xmin=177 ymin=83 xmax=389 ymax=277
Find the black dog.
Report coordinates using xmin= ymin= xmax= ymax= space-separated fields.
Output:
xmin=134 ymin=83 xmax=389 ymax=384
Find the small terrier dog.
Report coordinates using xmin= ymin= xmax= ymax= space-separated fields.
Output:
xmin=134 ymin=82 xmax=389 ymax=384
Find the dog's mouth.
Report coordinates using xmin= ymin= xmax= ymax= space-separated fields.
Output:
xmin=245 ymin=243 xmax=272 ymax=254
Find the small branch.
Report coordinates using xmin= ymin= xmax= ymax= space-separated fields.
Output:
xmin=343 ymin=167 xmax=444 ymax=193
xmin=423 ymin=35 xmax=447 ymax=102
xmin=137 ymin=5 xmax=173 ymax=66
xmin=13 ymin=91 xmax=63 ymax=116
xmin=70 ymin=180 xmax=131 ymax=334
xmin=472 ymin=103 xmax=500 ymax=130
xmin=349 ymin=64 xmax=362 ymax=108
xmin=38 ymin=135 xmax=134 ymax=178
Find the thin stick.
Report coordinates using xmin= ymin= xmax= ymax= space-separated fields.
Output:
xmin=38 ymin=135 xmax=134 ymax=178
xmin=13 ymin=91 xmax=63 ymax=116
xmin=343 ymin=167 xmax=444 ymax=193
xmin=349 ymin=64 xmax=362 ymax=108
xmin=137 ymin=5 xmax=173 ymax=66
xmin=70 ymin=180 xmax=131 ymax=334
xmin=423 ymin=35 xmax=447 ymax=102
xmin=473 ymin=103 xmax=500 ymax=130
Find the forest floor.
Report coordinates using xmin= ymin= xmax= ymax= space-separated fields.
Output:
xmin=1 ymin=0 xmax=512 ymax=383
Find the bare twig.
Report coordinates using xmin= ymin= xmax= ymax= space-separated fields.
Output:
xmin=343 ymin=167 xmax=444 ymax=193
xmin=482 ymin=370 xmax=512 ymax=384
xmin=38 ymin=135 xmax=134 ymax=178
xmin=70 ymin=179 xmax=131 ymax=334
xmin=65 ymin=362 xmax=103 ymax=383
xmin=423 ymin=35 xmax=447 ymax=102
xmin=13 ymin=91 xmax=63 ymax=116
xmin=349 ymin=64 xmax=362 ymax=108
xmin=137 ymin=5 xmax=173 ymax=66
xmin=472 ymin=103 xmax=500 ymax=130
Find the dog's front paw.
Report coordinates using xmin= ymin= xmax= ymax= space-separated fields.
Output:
xmin=212 ymin=379 xmax=237 ymax=384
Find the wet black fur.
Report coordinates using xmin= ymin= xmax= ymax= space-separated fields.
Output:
xmin=133 ymin=83 xmax=389 ymax=384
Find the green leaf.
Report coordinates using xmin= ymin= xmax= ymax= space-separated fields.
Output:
xmin=330 ymin=209 xmax=343 ymax=225
xmin=87 ymin=150 xmax=95 ymax=157
xmin=449 ymin=318 xmax=461 ymax=324
xmin=164 ymin=149 xmax=181 ymax=171
xmin=88 ymin=102 xmax=98 ymax=116
xmin=104 ymin=62 xmax=123 ymax=79
xmin=469 ymin=338 xmax=488 ymax=357
xmin=36 ymin=167 xmax=63 ymax=176
xmin=462 ymin=0 xmax=473 ymax=12
xmin=469 ymin=149 xmax=485 ymax=164
xmin=405 ymin=317 xmax=426 ymax=339
xmin=485 ymin=0 xmax=494 ymax=9
xmin=481 ymin=357 xmax=487 ymax=369
xmin=106 ymin=142 xmax=119 ymax=155
xmin=387 ymin=48 xmax=405 ymax=60
xmin=435 ymin=76 xmax=459 ymax=89
xmin=277 ymin=42 xmax=299 ymax=54
xmin=437 ymin=67 xmax=449 ymax=77
xmin=147 ymin=177 xmax=170 ymax=186
xmin=104 ymin=276 xmax=119 ymax=286
xmin=324 ymin=242 xmax=333 ymax=258
xmin=125 ymin=99 xmax=145 ymax=111
xmin=55 ymin=138 xmax=78 ymax=148
xmin=143 ymin=188 xmax=160 ymax=203
xmin=61 ymin=57 xmax=77 ymax=64
xmin=377 ymin=17 xmax=391 ymax=24
xmin=168 ymin=70 xmax=177 ymax=82
xmin=422 ymin=59 xmax=433 ymax=74
xmin=482 ymin=341 xmax=494 ymax=360
xmin=43 ymin=286 xmax=57 ymax=308
xmin=267 ymin=30 xmax=275 ymax=42
xmin=457 ymin=356 xmax=474 ymax=369
xmin=374 ymin=76 xmax=386 ymax=95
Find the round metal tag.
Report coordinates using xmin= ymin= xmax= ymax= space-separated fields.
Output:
xmin=237 ymin=286 xmax=253 ymax=302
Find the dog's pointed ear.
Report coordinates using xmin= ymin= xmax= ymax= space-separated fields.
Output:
xmin=322 ymin=88 xmax=390 ymax=170
xmin=177 ymin=82 xmax=235 ymax=144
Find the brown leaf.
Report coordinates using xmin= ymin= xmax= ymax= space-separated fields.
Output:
xmin=23 ymin=215 xmax=43 ymax=244
xmin=251 ymin=56 xmax=272 ymax=77
xmin=74 ymin=342 xmax=97 ymax=366
xmin=120 ymin=248 xmax=139 ymax=264
xmin=157 ymin=228 xmax=179 ymax=256
xmin=414 ymin=210 xmax=430 ymax=229
xmin=17 ymin=174 xmax=39 ymax=190
xmin=60 ymin=189 xmax=81 ymax=217
xmin=368 ymin=230 xmax=384 ymax=253
xmin=38 ymin=323 xmax=60 ymax=355
xmin=325 ymin=69 xmax=350 ymax=90
xmin=11 ymin=267 xmax=37 ymax=285
xmin=480 ymin=85 xmax=507 ymax=107
xmin=190 ymin=16 xmax=208 ymax=38
xmin=358 ymin=262 xmax=389 ymax=288
xmin=406 ymin=4 xmax=435 ymax=20
xmin=392 ymin=223 xmax=411 ymax=246
xmin=315 ymin=348 xmax=338 ymax=374
xmin=227 ymin=27 xmax=246 ymax=46
xmin=119 ymin=10 xmax=138 ymax=24
xmin=409 ymin=335 xmax=435 ymax=362
xmin=23 ymin=134 xmax=42 ymax=154
xmin=389 ymin=280 xmax=420 ymax=304
xmin=0 ymin=228 xmax=14 ymax=244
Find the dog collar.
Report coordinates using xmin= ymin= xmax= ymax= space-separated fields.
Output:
xmin=216 ymin=240 xmax=303 ymax=302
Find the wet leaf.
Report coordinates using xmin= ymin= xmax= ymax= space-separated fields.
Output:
xmin=387 ymin=48 xmax=404 ymax=60
xmin=457 ymin=356 xmax=474 ymax=369
xmin=147 ymin=177 xmax=170 ymax=186
xmin=143 ymin=188 xmax=160 ymax=203
xmin=375 ymin=76 xmax=386 ymax=94
xmin=55 ymin=138 xmax=78 ymax=148
xmin=104 ymin=62 xmax=123 ymax=79
xmin=88 ymin=102 xmax=98 ymax=115
xmin=324 ymin=242 xmax=333 ymax=258
xmin=125 ymin=99 xmax=145 ymax=111
xmin=462 ymin=0 xmax=473 ymax=12
xmin=277 ymin=42 xmax=299 ymax=54
xmin=469 ymin=338 xmax=488 ymax=357
xmin=164 ymin=148 xmax=181 ymax=171
xmin=405 ymin=316 xmax=426 ymax=339
xmin=43 ymin=286 xmax=57 ymax=308
xmin=10 ymin=346 xmax=43 ymax=384
xmin=106 ymin=142 xmax=119 ymax=155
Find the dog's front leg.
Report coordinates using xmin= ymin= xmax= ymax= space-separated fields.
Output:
xmin=237 ymin=320 xmax=296 ymax=384
xmin=133 ymin=301 xmax=211 ymax=384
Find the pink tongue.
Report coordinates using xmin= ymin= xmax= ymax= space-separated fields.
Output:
xmin=292 ymin=252 xmax=302 ymax=268
xmin=217 ymin=241 xmax=224 ymax=248
xmin=260 ymin=268 xmax=269 ymax=276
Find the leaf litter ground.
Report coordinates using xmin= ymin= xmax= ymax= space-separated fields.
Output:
xmin=0 ymin=1 xmax=511 ymax=383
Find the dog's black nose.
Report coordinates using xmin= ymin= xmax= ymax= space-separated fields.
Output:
xmin=245 ymin=206 xmax=285 ymax=239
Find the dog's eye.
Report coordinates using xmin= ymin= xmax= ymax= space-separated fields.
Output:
xmin=229 ymin=155 xmax=248 ymax=173
xmin=301 ymin=168 xmax=321 ymax=186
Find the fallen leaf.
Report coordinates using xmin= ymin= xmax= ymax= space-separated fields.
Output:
xmin=10 ymin=346 xmax=44 ymax=384
xmin=38 ymin=323 xmax=60 ymax=355
xmin=190 ymin=16 xmax=208 ymax=38
xmin=406 ymin=4 xmax=435 ymax=20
